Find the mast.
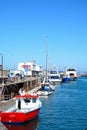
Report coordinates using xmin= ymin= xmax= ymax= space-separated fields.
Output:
xmin=46 ymin=36 xmax=48 ymax=82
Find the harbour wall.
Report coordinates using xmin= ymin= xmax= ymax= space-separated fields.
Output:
xmin=0 ymin=76 xmax=42 ymax=101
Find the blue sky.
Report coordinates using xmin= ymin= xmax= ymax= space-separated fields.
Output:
xmin=0 ymin=0 xmax=87 ymax=72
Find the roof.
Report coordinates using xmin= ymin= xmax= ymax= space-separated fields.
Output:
xmin=15 ymin=94 xmax=38 ymax=99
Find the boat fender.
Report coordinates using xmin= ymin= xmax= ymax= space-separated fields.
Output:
xmin=44 ymin=86 xmax=50 ymax=91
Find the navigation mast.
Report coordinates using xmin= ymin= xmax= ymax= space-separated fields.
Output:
xmin=46 ymin=36 xmax=48 ymax=82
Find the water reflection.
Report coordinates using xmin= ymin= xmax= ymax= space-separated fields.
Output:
xmin=4 ymin=117 xmax=39 ymax=130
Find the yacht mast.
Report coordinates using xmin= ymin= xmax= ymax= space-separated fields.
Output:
xmin=46 ymin=36 xmax=48 ymax=82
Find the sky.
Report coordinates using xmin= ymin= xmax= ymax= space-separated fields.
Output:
xmin=0 ymin=0 xmax=87 ymax=72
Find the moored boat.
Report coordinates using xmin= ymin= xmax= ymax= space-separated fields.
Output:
xmin=0 ymin=94 xmax=42 ymax=124
xmin=37 ymin=82 xmax=53 ymax=96
xmin=62 ymin=68 xmax=77 ymax=82
xmin=62 ymin=75 xmax=71 ymax=83
xmin=48 ymin=70 xmax=62 ymax=85
xmin=37 ymin=37 xmax=55 ymax=96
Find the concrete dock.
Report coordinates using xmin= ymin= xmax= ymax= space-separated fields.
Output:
xmin=0 ymin=76 xmax=42 ymax=100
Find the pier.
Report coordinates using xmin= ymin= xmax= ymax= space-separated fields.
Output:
xmin=0 ymin=76 xmax=42 ymax=101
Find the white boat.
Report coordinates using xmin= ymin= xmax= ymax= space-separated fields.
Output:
xmin=62 ymin=68 xmax=77 ymax=82
xmin=48 ymin=70 xmax=62 ymax=85
xmin=37 ymin=37 xmax=55 ymax=96
xmin=43 ymin=77 xmax=55 ymax=91
xmin=37 ymin=82 xmax=53 ymax=96
xmin=37 ymin=90 xmax=52 ymax=96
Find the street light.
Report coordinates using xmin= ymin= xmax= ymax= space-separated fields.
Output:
xmin=0 ymin=53 xmax=3 ymax=77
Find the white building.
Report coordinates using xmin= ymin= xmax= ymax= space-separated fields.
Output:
xmin=18 ymin=61 xmax=43 ymax=77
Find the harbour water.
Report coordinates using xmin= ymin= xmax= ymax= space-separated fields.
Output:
xmin=1 ymin=77 xmax=87 ymax=130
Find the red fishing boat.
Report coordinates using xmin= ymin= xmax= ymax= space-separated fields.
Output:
xmin=0 ymin=94 xmax=42 ymax=124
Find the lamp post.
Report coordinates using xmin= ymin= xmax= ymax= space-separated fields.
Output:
xmin=0 ymin=53 xmax=3 ymax=77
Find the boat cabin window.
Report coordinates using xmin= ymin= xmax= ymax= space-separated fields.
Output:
xmin=50 ymin=71 xmax=57 ymax=74
xmin=70 ymin=73 xmax=74 ymax=76
xmin=67 ymin=69 xmax=75 ymax=71
xmin=51 ymin=76 xmax=60 ymax=79
xmin=32 ymin=98 xmax=36 ymax=103
xmin=24 ymin=98 xmax=31 ymax=103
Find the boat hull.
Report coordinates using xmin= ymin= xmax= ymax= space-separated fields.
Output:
xmin=70 ymin=77 xmax=77 ymax=81
xmin=62 ymin=77 xmax=77 ymax=82
xmin=1 ymin=109 xmax=40 ymax=124
xmin=37 ymin=90 xmax=52 ymax=96
xmin=62 ymin=77 xmax=71 ymax=83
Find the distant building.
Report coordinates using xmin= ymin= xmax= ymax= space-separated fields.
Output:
xmin=18 ymin=61 xmax=43 ymax=77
